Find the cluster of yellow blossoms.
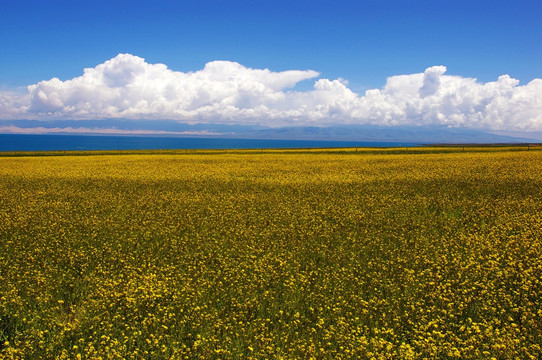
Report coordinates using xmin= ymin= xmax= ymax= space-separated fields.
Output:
xmin=0 ymin=146 xmax=541 ymax=359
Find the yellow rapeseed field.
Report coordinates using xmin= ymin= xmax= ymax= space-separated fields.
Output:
xmin=0 ymin=147 xmax=541 ymax=359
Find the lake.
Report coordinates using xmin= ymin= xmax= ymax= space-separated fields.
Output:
xmin=0 ymin=134 xmax=421 ymax=152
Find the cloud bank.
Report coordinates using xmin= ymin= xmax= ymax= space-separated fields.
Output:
xmin=1 ymin=53 xmax=542 ymax=131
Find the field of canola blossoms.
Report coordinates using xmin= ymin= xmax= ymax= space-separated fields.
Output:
xmin=1 ymin=147 xmax=541 ymax=359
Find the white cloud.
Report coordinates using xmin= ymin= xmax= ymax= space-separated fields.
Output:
xmin=1 ymin=53 xmax=542 ymax=131
xmin=419 ymin=65 xmax=446 ymax=98
xmin=23 ymin=54 xmax=319 ymax=123
xmin=0 ymin=91 xmax=30 ymax=118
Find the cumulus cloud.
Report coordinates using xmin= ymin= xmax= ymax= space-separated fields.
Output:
xmin=1 ymin=53 xmax=542 ymax=131
xmin=419 ymin=65 xmax=446 ymax=98
xmin=23 ymin=54 xmax=319 ymax=123
xmin=0 ymin=91 xmax=30 ymax=118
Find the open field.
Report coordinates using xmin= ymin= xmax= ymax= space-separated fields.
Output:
xmin=1 ymin=147 xmax=541 ymax=359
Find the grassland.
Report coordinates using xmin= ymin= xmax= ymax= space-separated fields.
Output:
xmin=1 ymin=147 xmax=541 ymax=359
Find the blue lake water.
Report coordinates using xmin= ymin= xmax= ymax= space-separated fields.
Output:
xmin=0 ymin=134 xmax=421 ymax=152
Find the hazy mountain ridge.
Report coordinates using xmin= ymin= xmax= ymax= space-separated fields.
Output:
xmin=0 ymin=120 xmax=537 ymax=143
xmin=228 ymin=125 xmax=537 ymax=143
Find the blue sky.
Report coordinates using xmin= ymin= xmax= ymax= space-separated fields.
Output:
xmin=1 ymin=0 xmax=542 ymax=136
xmin=2 ymin=0 xmax=541 ymax=89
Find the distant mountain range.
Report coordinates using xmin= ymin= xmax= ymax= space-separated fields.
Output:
xmin=0 ymin=119 xmax=539 ymax=144
xmin=226 ymin=125 xmax=538 ymax=143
